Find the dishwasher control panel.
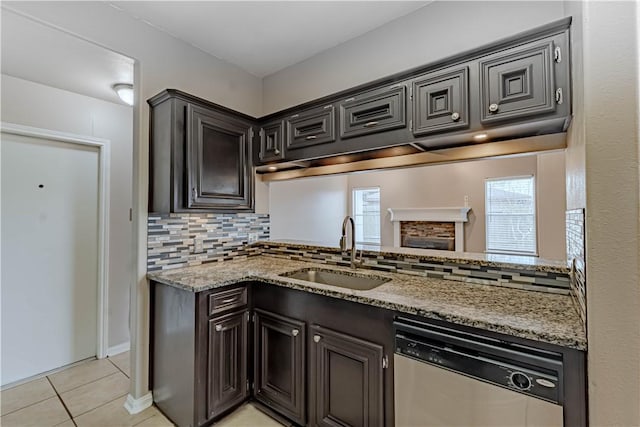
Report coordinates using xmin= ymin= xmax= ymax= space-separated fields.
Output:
xmin=394 ymin=319 xmax=563 ymax=404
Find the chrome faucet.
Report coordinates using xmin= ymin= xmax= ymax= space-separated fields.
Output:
xmin=340 ymin=216 xmax=363 ymax=269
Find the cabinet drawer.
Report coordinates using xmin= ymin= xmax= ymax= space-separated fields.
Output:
xmin=339 ymin=84 xmax=406 ymax=139
xmin=259 ymin=120 xmax=285 ymax=162
xmin=413 ymin=67 xmax=469 ymax=136
xmin=208 ymin=287 xmax=247 ymax=316
xmin=286 ymin=105 xmax=336 ymax=150
xmin=480 ymin=40 xmax=557 ymax=124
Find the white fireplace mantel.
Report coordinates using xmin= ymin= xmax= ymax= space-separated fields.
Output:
xmin=387 ymin=207 xmax=471 ymax=252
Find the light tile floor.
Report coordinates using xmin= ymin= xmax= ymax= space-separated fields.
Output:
xmin=0 ymin=352 xmax=280 ymax=427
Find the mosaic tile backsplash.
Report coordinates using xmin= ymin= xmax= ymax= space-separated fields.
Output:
xmin=566 ymin=209 xmax=586 ymax=324
xmin=256 ymin=242 xmax=571 ymax=295
xmin=147 ymin=213 xmax=270 ymax=271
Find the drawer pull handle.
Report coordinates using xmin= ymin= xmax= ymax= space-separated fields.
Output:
xmin=313 ymin=335 xmax=322 ymax=343
xmin=220 ymin=297 xmax=238 ymax=304
xmin=292 ymin=329 xmax=299 ymax=337
xmin=305 ymin=135 xmax=317 ymax=140
xmin=215 ymin=324 xmax=223 ymax=332
xmin=489 ymin=103 xmax=499 ymax=113
xmin=364 ymin=121 xmax=379 ymax=128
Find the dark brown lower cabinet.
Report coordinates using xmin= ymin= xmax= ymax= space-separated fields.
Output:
xmin=253 ymin=309 xmax=306 ymax=425
xmin=309 ymin=325 xmax=384 ymax=427
xmin=208 ymin=310 xmax=249 ymax=418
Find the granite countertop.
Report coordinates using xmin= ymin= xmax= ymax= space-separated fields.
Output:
xmin=147 ymin=256 xmax=586 ymax=350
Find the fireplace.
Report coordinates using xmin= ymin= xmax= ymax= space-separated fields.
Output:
xmin=388 ymin=207 xmax=471 ymax=252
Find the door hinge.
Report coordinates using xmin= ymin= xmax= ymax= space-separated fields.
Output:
xmin=554 ymin=46 xmax=562 ymax=63
xmin=245 ymin=311 xmax=250 ymax=322
xmin=409 ymin=119 xmax=413 ymax=132
xmin=249 ymin=128 xmax=254 ymax=139
xmin=555 ymin=87 xmax=563 ymax=104
xmin=246 ymin=379 xmax=250 ymax=391
xmin=382 ymin=355 xmax=389 ymax=369
xmin=129 ymin=208 xmax=133 ymax=222
xmin=252 ymin=313 xmax=256 ymax=322
xmin=409 ymin=86 xmax=413 ymax=100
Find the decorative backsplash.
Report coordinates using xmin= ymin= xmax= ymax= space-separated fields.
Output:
xmin=255 ymin=242 xmax=571 ymax=295
xmin=147 ymin=213 xmax=270 ymax=271
xmin=566 ymin=209 xmax=586 ymax=324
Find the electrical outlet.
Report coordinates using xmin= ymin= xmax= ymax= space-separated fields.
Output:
xmin=464 ymin=195 xmax=470 ymax=207
xmin=248 ymin=233 xmax=259 ymax=243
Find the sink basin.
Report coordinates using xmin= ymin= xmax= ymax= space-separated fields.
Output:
xmin=280 ymin=268 xmax=390 ymax=291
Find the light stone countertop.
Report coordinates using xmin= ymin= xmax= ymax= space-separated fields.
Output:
xmin=147 ymin=256 xmax=586 ymax=350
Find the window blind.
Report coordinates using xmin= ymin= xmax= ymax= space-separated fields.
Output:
xmin=352 ymin=187 xmax=381 ymax=245
xmin=485 ymin=176 xmax=537 ymax=255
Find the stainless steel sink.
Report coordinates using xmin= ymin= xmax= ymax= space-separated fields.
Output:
xmin=280 ymin=268 xmax=390 ymax=291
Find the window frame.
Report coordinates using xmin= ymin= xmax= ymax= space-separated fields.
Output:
xmin=484 ymin=175 xmax=538 ymax=256
xmin=351 ymin=186 xmax=381 ymax=246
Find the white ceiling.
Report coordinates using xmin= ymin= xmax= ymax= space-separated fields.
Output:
xmin=110 ymin=1 xmax=431 ymax=78
xmin=1 ymin=8 xmax=134 ymax=105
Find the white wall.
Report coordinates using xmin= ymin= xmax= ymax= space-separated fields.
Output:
xmin=263 ymin=1 xmax=565 ymax=113
xmin=567 ymin=2 xmax=640 ymax=425
xmin=2 ymin=1 xmax=267 ymax=400
xmin=269 ymin=175 xmax=348 ymax=244
xmin=1 ymin=75 xmax=133 ymax=350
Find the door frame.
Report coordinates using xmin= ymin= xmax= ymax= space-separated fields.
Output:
xmin=1 ymin=122 xmax=111 ymax=359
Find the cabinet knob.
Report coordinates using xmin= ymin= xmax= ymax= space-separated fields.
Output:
xmin=451 ymin=112 xmax=460 ymax=121
xmin=313 ymin=335 xmax=322 ymax=343
xmin=489 ymin=103 xmax=499 ymax=113
xmin=273 ymin=148 xmax=280 ymax=154
xmin=292 ymin=329 xmax=299 ymax=337
xmin=215 ymin=324 xmax=222 ymax=332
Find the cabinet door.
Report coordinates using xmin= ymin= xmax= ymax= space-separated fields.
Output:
xmin=413 ymin=67 xmax=469 ymax=136
xmin=310 ymin=325 xmax=384 ymax=427
xmin=479 ymin=40 xmax=556 ymax=124
xmin=254 ymin=309 xmax=306 ymax=425
xmin=286 ymin=105 xmax=336 ymax=150
xmin=207 ymin=310 xmax=249 ymax=418
xmin=339 ymin=84 xmax=406 ymax=139
xmin=186 ymin=104 xmax=253 ymax=211
xmin=259 ymin=120 xmax=285 ymax=162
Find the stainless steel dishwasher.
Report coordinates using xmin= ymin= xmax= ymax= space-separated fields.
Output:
xmin=394 ymin=317 xmax=564 ymax=427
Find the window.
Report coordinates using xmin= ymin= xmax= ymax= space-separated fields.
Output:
xmin=352 ymin=187 xmax=381 ymax=245
xmin=485 ymin=176 xmax=537 ymax=255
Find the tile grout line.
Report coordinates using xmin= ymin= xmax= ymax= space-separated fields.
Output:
xmin=45 ymin=376 xmax=76 ymax=426
xmin=51 ymin=369 xmax=122 ymax=396
xmin=106 ymin=356 xmax=130 ymax=379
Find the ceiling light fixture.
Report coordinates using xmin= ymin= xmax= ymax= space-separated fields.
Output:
xmin=113 ymin=83 xmax=134 ymax=106
xmin=473 ymin=133 xmax=488 ymax=141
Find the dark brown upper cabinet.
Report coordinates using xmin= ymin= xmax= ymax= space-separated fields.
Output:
xmin=186 ymin=105 xmax=253 ymax=210
xmin=286 ymin=105 xmax=336 ymax=150
xmin=309 ymin=325 xmax=385 ymax=427
xmin=253 ymin=309 xmax=306 ymax=425
xmin=148 ymin=89 xmax=254 ymax=213
xmin=339 ymin=84 xmax=407 ymax=139
xmin=412 ymin=67 xmax=470 ymax=136
xmin=479 ymin=40 xmax=557 ymax=124
xmin=208 ymin=310 xmax=249 ymax=418
xmin=258 ymin=120 xmax=285 ymax=162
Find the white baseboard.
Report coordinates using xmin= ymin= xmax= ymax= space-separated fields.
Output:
xmin=107 ymin=342 xmax=130 ymax=357
xmin=124 ymin=392 xmax=153 ymax=414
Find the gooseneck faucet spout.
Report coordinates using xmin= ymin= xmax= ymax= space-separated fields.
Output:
xmin=340 ymin=216 xmax=362 ymax=269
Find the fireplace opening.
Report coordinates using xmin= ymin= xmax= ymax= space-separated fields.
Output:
xmin=400 ymin=221 xmax=455 ymax=251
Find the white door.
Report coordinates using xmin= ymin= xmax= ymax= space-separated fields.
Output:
xmin=1 ymin=132 xmax=100 ymax=385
